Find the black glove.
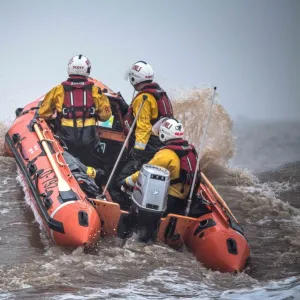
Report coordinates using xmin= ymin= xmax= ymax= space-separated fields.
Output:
xmin=46 ymin=119 xmax=58 ymax=133
xmin=95 ymin=168 xmax=106 ymax=179
xmin=93 ymin=168 xmax=106 ymax=190
xmin=130 ymin=148 xmax=144 ymax=160
xmin=120 ymin=178 xmax=133 ymax=192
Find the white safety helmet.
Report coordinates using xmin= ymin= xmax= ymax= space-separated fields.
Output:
xmin=124 ymin=61 xmax=154 ymax=86
xmin=159 ymin=118 xmax=184 ymax=143
xmin=67 ymin=54 xmax=91 ymax=77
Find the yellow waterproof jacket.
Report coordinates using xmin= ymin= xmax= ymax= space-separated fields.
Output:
xmin=126 ymin=148 xmax=191 ymax=199
xmin=38 ymin=84 xmax=112 ymax=127
xmin=132 ymin=92 xmax=158 ymax=150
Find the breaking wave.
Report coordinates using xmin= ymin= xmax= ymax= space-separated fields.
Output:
xmin=172 ymin=87 xmax=235 ymax=170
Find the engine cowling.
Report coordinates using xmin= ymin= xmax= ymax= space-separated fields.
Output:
xmin=131 ymin=164 xmax=170 ymax=242
xmin=131 ymin=164 xmax=170 ymax=214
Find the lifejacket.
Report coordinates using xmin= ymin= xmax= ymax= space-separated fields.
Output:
xmin=61 ymin=76 xmax=97 ymax=122
xmin=123 ymin=82 xmax=173 ymax=135
xmin=162 ymin=139 xmax=200 ymax=191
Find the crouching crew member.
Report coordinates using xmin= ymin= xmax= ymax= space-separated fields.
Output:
xmin=122 ymin=118 xmax=201 ymax=215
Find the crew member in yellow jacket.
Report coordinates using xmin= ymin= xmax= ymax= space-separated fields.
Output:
xmin=38 ymin=54 xmax=111 ymax=176
xmin=122 ymin=118 xmax=200 ymax=215
xmin=115 ymin=61 xmax=173 ymax=202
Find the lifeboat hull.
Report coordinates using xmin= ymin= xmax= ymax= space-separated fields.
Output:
xmin=157 ymin=212 xmax=250 ymax=273
xmin=5 ymin=100 xmax=101 ymax=247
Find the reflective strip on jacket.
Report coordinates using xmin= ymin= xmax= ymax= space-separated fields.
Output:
xmin=132 ymin=92 xmax=158 ymax=150
xmin=127 ymin=148 xmax=191 ymax=199
xmin=38 ymin=84 xmax=112 ymax=126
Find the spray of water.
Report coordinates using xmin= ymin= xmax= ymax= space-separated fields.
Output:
xmin=171 ymin=87 xmax=235 ymax=176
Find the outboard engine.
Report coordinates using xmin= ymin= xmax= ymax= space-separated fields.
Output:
xmin=131 ymin=164 xmax=170 ymax=242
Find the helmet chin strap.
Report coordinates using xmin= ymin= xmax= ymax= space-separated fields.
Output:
xmin=134 ymin=81 xmax=150 ymax=91
xmin=166 ymin=138 xmax=181 ymax=142
xmin=133 ymin=82 xmax=143 ymax=91
xmin=132 ymin=89 xmax=136 ymax=99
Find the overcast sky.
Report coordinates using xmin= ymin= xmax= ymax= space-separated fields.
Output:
xmin=0 ymin=0 xmax=299 ymax=121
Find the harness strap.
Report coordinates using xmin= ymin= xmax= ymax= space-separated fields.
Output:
xmin=79 ymin=90 xmax=88 ymax=140
xmin=69 ymin=90 xmax=78 ymax=138
xmin=170 ymin=178 xmax=182 ymax=185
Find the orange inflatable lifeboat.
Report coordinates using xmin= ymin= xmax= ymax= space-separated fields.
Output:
xmin=5 ymin=99 xmax=101 ymax=248
xmin=6 ymin=78 xmax=250 ymax=273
